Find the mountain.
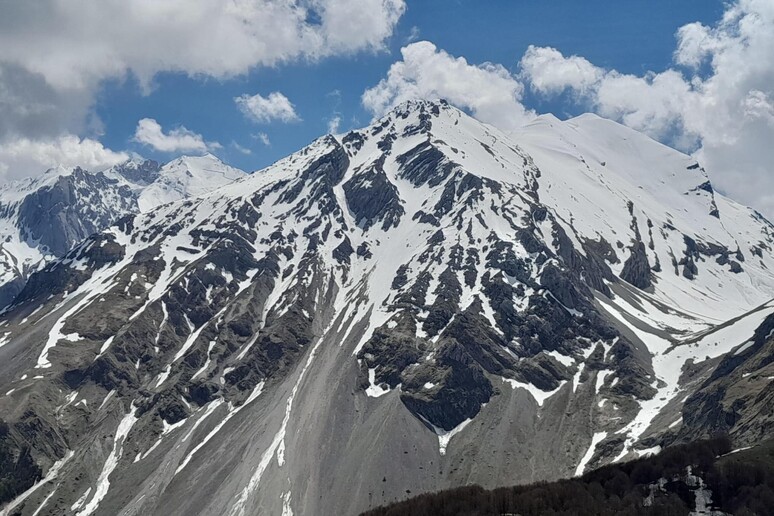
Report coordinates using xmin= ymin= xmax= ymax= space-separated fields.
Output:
xmin=0 ymin=155 xmax=245 ymax=309
xmin=0 ymin=100 xmax=772 ymax=515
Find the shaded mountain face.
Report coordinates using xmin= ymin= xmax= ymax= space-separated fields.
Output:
xmin=0 ymin=100 xmax=772 ymax=515
xmin=0 ymin=155 xmax=245 ymax=309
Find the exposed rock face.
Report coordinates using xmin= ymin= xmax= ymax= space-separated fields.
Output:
xmin=343 ymin=157 xmax=404 ymax=230
xmin=0 ymin=101 xmax=773 ymax=516
xmin=16 ymin=168 xmax=138 ymax=256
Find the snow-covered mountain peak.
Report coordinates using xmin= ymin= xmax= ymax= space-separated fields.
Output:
xmin=0 ymin=165 xmax=82 ymax=203
xmin=136 ymin=154 xmax=245 ymax=212
xmin=42 ymin=163 xmax=76 ymax=177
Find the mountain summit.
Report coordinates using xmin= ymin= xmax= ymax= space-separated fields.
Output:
xmin=0 ymin=100 xmax=773 ymax=515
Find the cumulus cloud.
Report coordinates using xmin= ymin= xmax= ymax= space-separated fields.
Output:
xmin=134 ymin=118 xmax=215 ymax=154
xmin=519 ymin=0 xmax=774 ymax=217
xmin=235 ymin=92 xmax=300 ymax=123
xmin=520 ymin=48 xmax=696 ymax=143
xmin=0 ymin=0 xmax=405 ymax=91
xmin=0 ymin=135 xmax=128 ymax=180
xmin=519 ymin=46 xmax=603 ymax=96
xmin=0 ymin=63 xmax=98 ymax=142
xmin=362 ymin=41 xmax=535 ymax=130
xmin=0 ymin=0 xmax=405 ymax=178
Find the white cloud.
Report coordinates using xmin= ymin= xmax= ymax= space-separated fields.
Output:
xmin=594 ymin=70 xmax=695 ymax=143
xmin=314 ymin=0 xmax=406 ymax=57
xmin=743 ymin=90 xmax=774 ymax=124
xmin=133 ymin=118 xmax=215 ymax=153
xmin=518 ymin=0 xmax=774 ymax=217
xmin=519 ymin=45 xmax=602 ymax=96
xmin=519 ymin=48 xmax=694 ymax=142
xmin=253 ymin=132 xmax=271 ymax=146
xmin=0 ymin=0 xmax=405 ymax=91
xmin=235 ymin=92 xmax=300 ymax=123
xmin=327 ymin=115 xmax=342 ymax=134
xmin=0 ymin=135 xmax=128 ymax=180
xmin=0 ymin=0 xmax=405 ymax=178
xmin=362 ymin=41 xmax=534 ymax=130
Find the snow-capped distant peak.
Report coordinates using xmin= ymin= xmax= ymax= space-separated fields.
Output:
xmin=0 ymin=152 xmax=247 ymax=308
xmin=136 ymin=154 xmax=246 ymax=212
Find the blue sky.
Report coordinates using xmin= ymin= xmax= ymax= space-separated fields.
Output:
xmin=1 ymin=0 xmax=772 ymax=217
xmin=96 ymin=1 xmax=725 ymax=172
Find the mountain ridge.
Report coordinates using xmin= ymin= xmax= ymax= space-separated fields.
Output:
xmin=0 ymin=99 xmax=772 ymax=515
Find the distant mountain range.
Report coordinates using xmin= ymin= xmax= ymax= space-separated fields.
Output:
xmin=0 ymin=155 xmax=245 ymax=307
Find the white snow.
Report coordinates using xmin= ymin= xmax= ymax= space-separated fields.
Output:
xmin=723 ymin=446 xmax=753 ymax=456
xmin=574 ymin=432 xmax=607 ymax=476
xmin=734 ymin=340 xmax=754 ymax=356
xmin=365 ymin=368 xmax=391 ymax=398
xmin=229 ymin=301 xmax=348 ymax=516
xmin=98 ymin=390 xmax=115 ymax=411
xmin=415 ymin=413 xmax=473 ymax=456
xmin=547 ymin=350 xmax=574 ymax=367
xmin=181 ymin=398 xmax=224 ymax=444
xmin=98 ymin=336 xmax=114 ymax=356
xmin=191 ymin=340 xmax=217 ymax=380
xmin=436 ymin=419 xmax=472 ymax=456
xmin=502 ymin=377 xmax=566 ymax=407
xmin=3 ymin=100 xmax=774 ymax=501
xmin=595 ymin=370 xmax=612 ymax=393
xmin=635 ymin=445 xmax=662 ymax=458
xmin=70 ymin=487 xmax=92 ymax=512
xmin=30 ymin=486 xmax=58 ymax=516
xmin=280 ymin=490 xmax=293 ymax=516
xmin=600 ymin=296 xmax=774 ymax=461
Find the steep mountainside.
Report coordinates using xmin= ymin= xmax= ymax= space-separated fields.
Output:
xmin=0 ymin=155 xmax=245 ymax=309
xmin=0 ymin=100 xmax=772 ymax=515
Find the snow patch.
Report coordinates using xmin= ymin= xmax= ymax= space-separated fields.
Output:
xmin=502 ymin=377 xmax=566 ymax=407
xmin=574 ymin=432 xmax=607 ymax=476
xmin=365 ymin=368 xmax=391 ymax=398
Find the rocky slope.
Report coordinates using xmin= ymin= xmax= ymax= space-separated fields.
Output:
xmin=0 ymin=100 xmax=772 ymax=515
xmin=0 ymin=155 xmax=245 ymax=309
